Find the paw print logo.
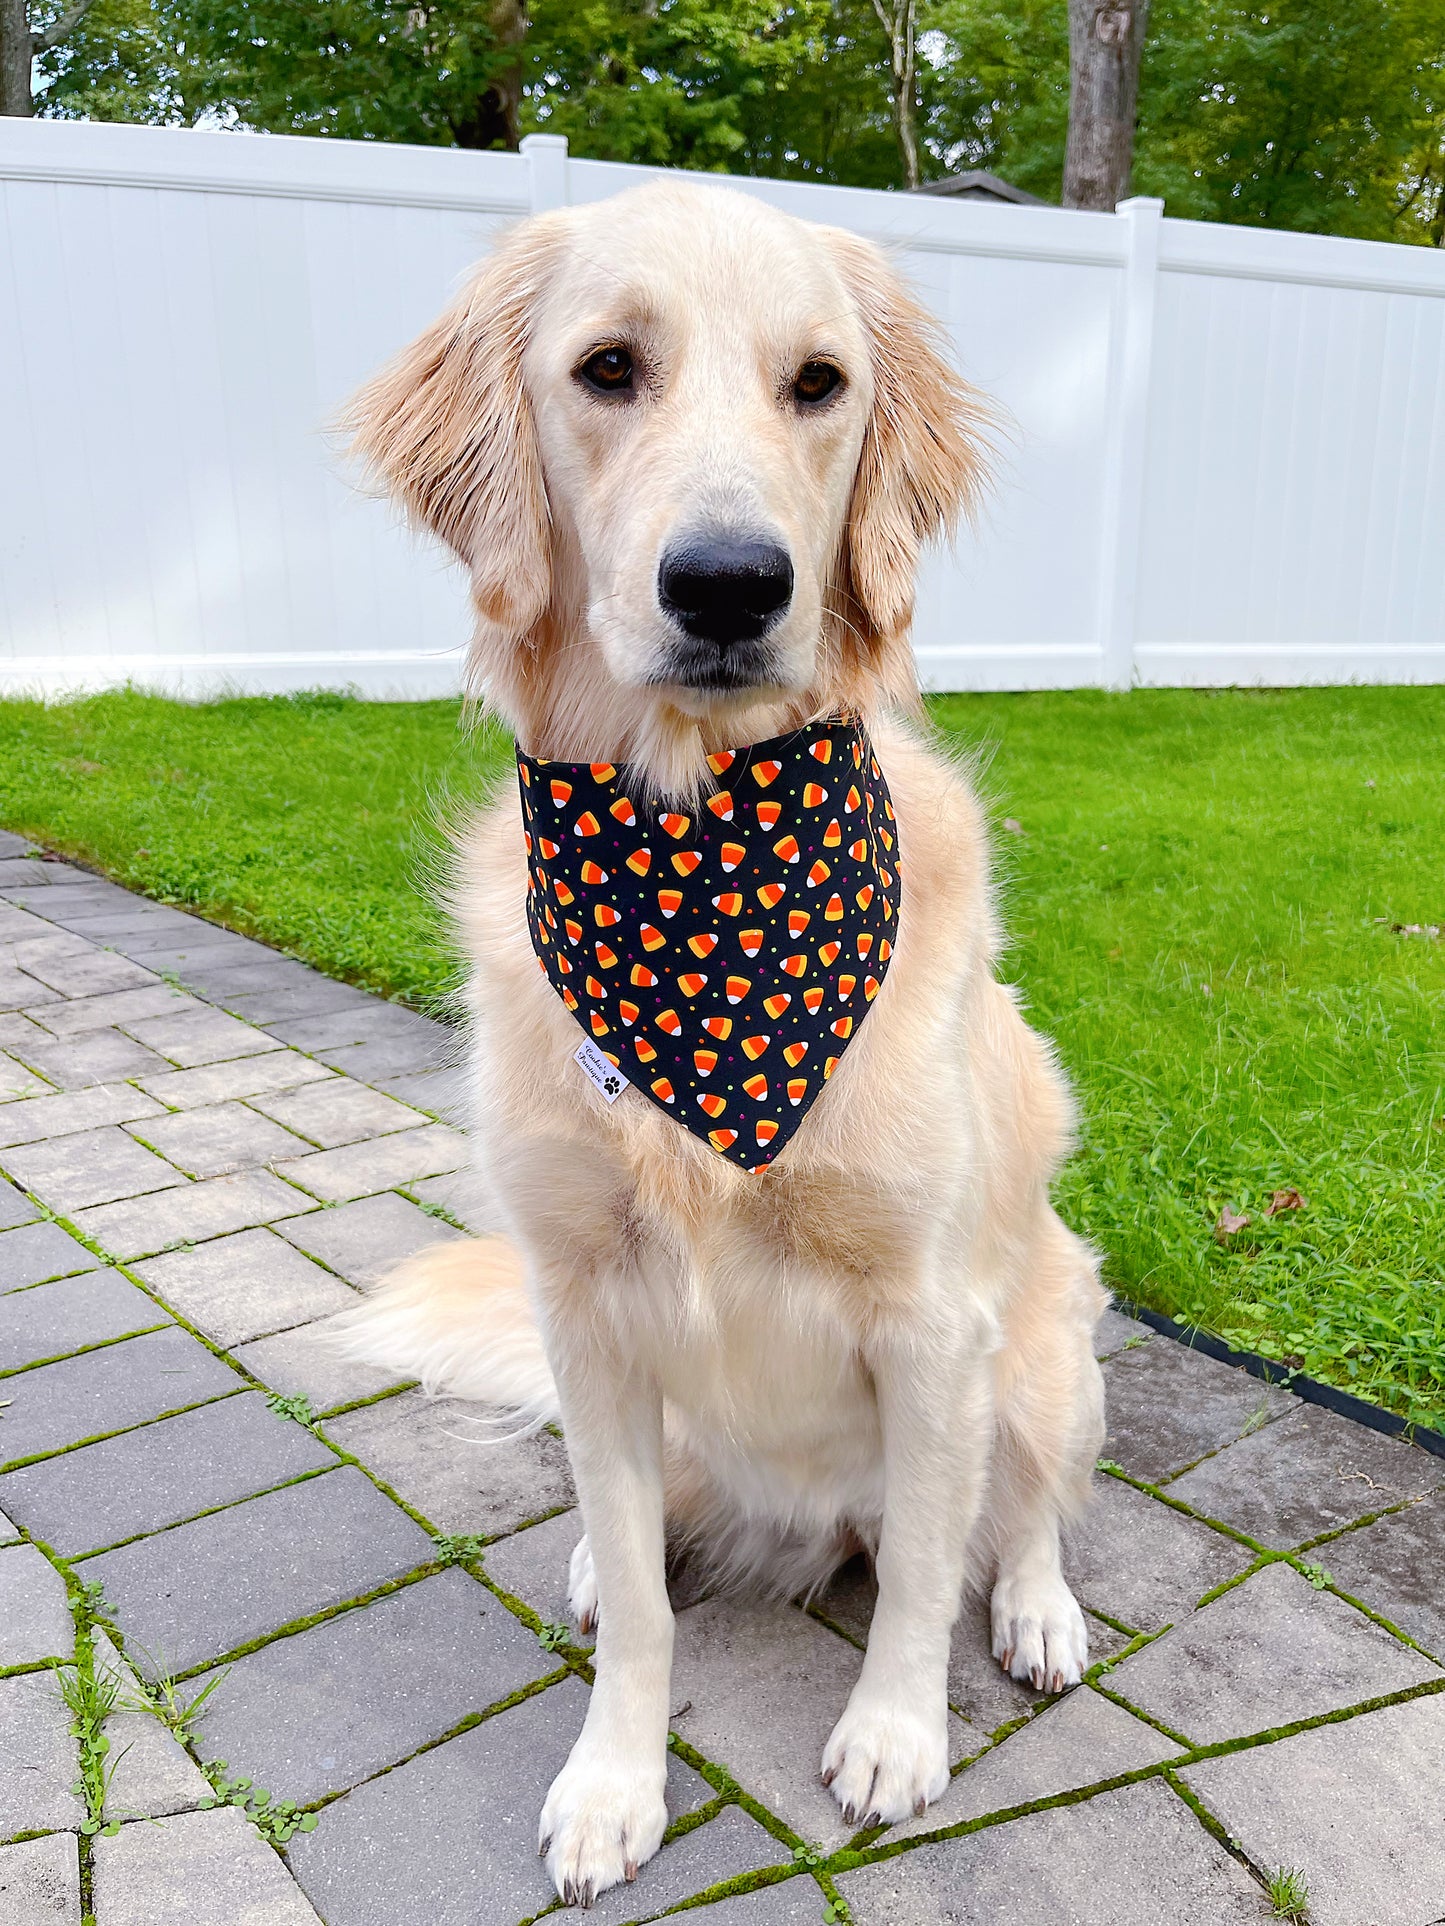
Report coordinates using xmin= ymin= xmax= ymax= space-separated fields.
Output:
xmin=602 ymin=1074 xmax=621 ymax=1097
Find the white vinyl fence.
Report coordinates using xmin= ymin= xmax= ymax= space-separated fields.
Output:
xmin=2 ymin=119 xmax=1443 ymax=697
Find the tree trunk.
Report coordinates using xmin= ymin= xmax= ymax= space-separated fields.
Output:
xmin=1 ymin=0 xmax=34 ymax=117
xmin=871 ymin=0 xmax=920 ymax=191
xmin=453 ymin=0 xmax=527 ymax=151
xmin=1062 ymin=0 xmax=1151 ymax=210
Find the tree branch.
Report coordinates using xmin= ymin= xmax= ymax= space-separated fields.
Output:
xmin=32 ymin=0 xmax=98 ymax=54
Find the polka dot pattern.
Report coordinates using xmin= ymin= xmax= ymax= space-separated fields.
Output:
xmin=519 ymin=717 xmax=901 ymax=1173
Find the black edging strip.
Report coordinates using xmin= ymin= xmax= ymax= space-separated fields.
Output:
xmin=1114 ymin=1296 xmax=1445 ymax=1464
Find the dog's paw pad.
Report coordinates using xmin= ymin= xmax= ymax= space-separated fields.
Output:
xmin=990 ymin=1571 xmax=1089 ymax=1692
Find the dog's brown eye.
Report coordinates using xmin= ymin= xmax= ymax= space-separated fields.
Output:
xmin=578 ymin=346 xmax=634 ymax=395
xmin=794 ymin=360 xmax=843 ymax=406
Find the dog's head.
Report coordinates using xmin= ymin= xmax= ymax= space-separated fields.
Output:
xmin=345 ymin=180 xmax=988 ymax=774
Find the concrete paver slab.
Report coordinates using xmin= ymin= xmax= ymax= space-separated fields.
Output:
xmin=35 ymin=983 xmax=199 ymax=1036
xmin=322 ymin=1388 xmax=573 ymax=1536
xmin=838 ymin=1778 xmax=1274 ymax=1925
xmin=247 ymin=1076 xmax=430 ymax=1148
xmin=286 ymin=1675 xmax=712 ymax=1926
xmin=1093 ymin=1307 xmax=1153 ymax=1357
xmin=1 ymin=1025 xmax=169 ymax=1090
xmin=1166 ymin=1403 xmax=1442 ymax=1548
xmin=128 ymin=1101 xmax=315 ymax=1179
xmin=0 ymin=1541 xmax=74 ymax=1663
xmin=0 ymin=1123 xmax=187 ymax=1213
xmin=0 ymin=1831 xmax=80 ymax=1925
xmin=187 ymin=1567 xmax=558 ymax=1800
xmin=1108 ymin=1560 xmax=1439 ymax=1743
xmin=1181 ymin=1690 xmax=1445 ymax=1926
xmin=0 ymin=1391 xmax=335 ymax=1556
xmin=273 ymin=1191 xmax=461 ymax=1288
xmin=133 ymin=1228 xmax=358 ymax=1347
xmin=11 ymin=945 xmax=157 ymax=998
xmin=74 ymin=1168 xmax=308 ymax=1261
xmin=81 ymin=1465 xmax=435 ymax=1676
xmin=373 ymin=1065 xmax=469 ymax=1121
xmin=0 ymin=1081 xmax=166 ymax=1152
xmin=0 ymin=1269 xmax=165 ymax=1369
xmin=0 ymin=1051 xmax=51 ymax=1100
xmin=1321 ymin=1492 xmax=1445 ymax=1658
xmin=276 ymin=1123 xmax=467 ymax=1203
xmin=1102 ymin=1340 xmax=1295 ymax=1484
xmin=884 ymin=1685 xmax=1182 ymax=1842
xmin=230 ymin=1318 xmax=407 ymax=1413
xmin=0 ymin=1327 xmax=240 ymax=1470
xmin=1064 ymin=1472 xmax=1255 ymax=1631
xmin=0 ymin=1179 xmax=38 ymax=1230
xmin=0 ymin=1670 xmax=85 ymax=1836
xmin=91 ymin=1804 xmax=325 ymax=1925
xmin=261 ymin=1004 xmax=446 ymax=1055
xmin=406 ymin=1166 xmax=494 ymax=1230
xmin=121 ymin=1006 xmax=283 ymax=1068
xmin=0 ymin=1220 xmax=101 ymax=1289
xmin=134 ymin=1050 xmax=335 ymax=1110
xmin=224 ymin=976 xmax=377 ymax=1026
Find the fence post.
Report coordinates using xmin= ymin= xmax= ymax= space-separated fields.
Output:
xmin=521 ymin=132 xmax=570 ymax=214
xmin=1097 ymin=195 xmax=1163 ymax=691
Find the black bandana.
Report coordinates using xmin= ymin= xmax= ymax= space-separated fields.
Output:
xmin=519 ymin=717 xmax=900 ymax=1173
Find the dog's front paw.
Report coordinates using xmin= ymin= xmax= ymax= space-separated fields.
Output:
xmin=821 ymin=1692 xmax=950 ymax=1829
xmin=539 ymin=1746 xmax=667 ymax=1908
xmin=991 ymin=1570 xmax=1089 ymax=1693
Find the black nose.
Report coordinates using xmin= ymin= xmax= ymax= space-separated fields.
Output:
xmin=658 ymin=537 xmax=794 ymax=647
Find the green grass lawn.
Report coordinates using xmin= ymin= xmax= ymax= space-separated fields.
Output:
xmin=2 ymin=685 xmax=1442 ymax=1434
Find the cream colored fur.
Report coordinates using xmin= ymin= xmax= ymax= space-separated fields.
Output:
xmin=333 ymin=179 xmax=1107 ymax=1909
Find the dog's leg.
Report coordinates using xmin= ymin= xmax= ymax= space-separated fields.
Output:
xmin=536 ymin=1329 xmax=672 ymax=1907
xmin=821 ymin=1313 xmax=994 ymax=1827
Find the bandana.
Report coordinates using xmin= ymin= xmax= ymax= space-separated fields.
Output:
xmin=519 ymin=717 xmax=900 ymax=1172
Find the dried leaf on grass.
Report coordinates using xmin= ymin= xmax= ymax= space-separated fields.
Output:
xmin=1214 ymin=1206 xmax=1250 ymax=1241
xmin=1267 ymin=1187 xmax=1306 ymax=1216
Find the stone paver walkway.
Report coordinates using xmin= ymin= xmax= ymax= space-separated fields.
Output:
xmin=1 ymin=832 xmax=1443 ymax=1926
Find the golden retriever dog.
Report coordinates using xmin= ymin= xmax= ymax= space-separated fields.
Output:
xmin=337 ymin=178 xmax=1106 ymax=1908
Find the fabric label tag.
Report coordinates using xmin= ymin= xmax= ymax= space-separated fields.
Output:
xmin=574 ymin=1038 xmax=629 ymax=1104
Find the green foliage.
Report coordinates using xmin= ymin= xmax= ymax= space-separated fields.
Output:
xmin=265 ymin=1391 xmax=318 ymax=1428
xmin=29 ymin=0 xmax=1445 ymax=240
xmin=1266 ymin=1864 xmax=1311 ymax=1920
xmin=199 ymin=1763 xmax=319 ymax=1843
xmin=2 ymin=686 xmax=1443 ymax=1432
xmin=536 ymin=1620 xmax=571 ymax=1650
xmin=58 ymin=1660 xmax=125 ymax=1837
xmin=431 ymin=1532 xmax=488 ymax=1566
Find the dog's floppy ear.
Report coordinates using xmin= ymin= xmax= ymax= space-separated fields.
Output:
xmin=341 ymin=222 xmax=556 ymax=646
xmin=826 ymin=230 xmax=991 ymax=655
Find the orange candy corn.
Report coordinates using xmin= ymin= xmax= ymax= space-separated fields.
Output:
xmin=743 ymin=1073 xmax=768 ymax=1100
xmin=550 ymin=779 xmax=572 ymax=805
xmin=757 ymin=801 xmax=782 ymax=830
xmin=752 ymin=759 xmax=782 ymax=787
xmin=824 ymin=894 xmax=844 ymax=921
xmin=706 ymin=790 xmax=734 ymax=821
xmin=634 ymin=1035 xmax=657 ymax=1063
xmin=709 ymin=1127 xmax=738 ymax=1151
xmin=788 ymin=910 xmax=811 ymax=936
xmin=755 ymin=1118 xmax=778 ymax=1145
xmin=610 ymin=797 xmax=636 ymax=826
xmin=590 ymin=1011 xmax=609 ymax=1036
xmin=756 ymin=882 xmax=786 ymax=908
xmin=773 ymin=834 xmax=800 ymax=864
xmin=849 ymin=839 xmax=868 ymax=861
xmin=823 ymin=819 xmax=842 ymax=848
xmin=707 ymin=748 xmax=735 ymax=774
xmin=657 ymin=889 xmax=683 ymax=917
xmin=656 ymin=1009 xmax=682 ymax=1035
xmin=831 ymin=1016 xmax=853 ymax=1038
xmin=584 ymin=975 xmax=606 ymax=999
xmin=553 ymin=880 xmax=575 ymax=906
xmin=694 ymin=1049 xmax=718 ymax=1076
xmin=739 ymin=929 xmax=764 ymax=957
xmin=619 ymin=1000 xmax=640 ymax=1025
xmin=626 ymin=848 xmax=652 ymax=876
xmin=574 ymin=812 xmax=600 ymax=837
xmin=783 ymin=1040 xmax=808 ymax=1067
xmin=630 ymin=963 xmax=657 ymax=987
xmin=838 ymin=974 xmax=856 ymax=999
xmin=564 ymin=919 xmax=583 ymax=944
xmin=720 ymin=842 xmax=746 ymax=872
xmin=702 ymin=1014 xmax=733 ymax=1039
xmin=698 ymin=1091 xmax=726 ymax=1117
xmin=676 ymin=972 xmax=708 ymax=997
xmin=651 ymin=1077 xmax=675 ymax=1103
xmin=590 ymin=763 xmax=616 ymax=781
xmin=595 ymin=904 xmax=621 ymax=927
xmin=672 ymin=851 xmax=702 ymax=876
xmin=726 ymin=975 xmax=751 ymax=1004
xmin=594 ymin=943 xmax=618 ymax=969
xmin=640 ymin=923 xmax=666 ymax=951
xmin=855 ymin=885 xmax=875 ymax=911
xmin=781 ymin=954 xmax=808 ymax=978
xmin=787 ymin=1078 xmax=807 ymax=1106
xmin=538 ymin=838 xmax=560 ymax=860
xmin=659 ymin=812 xmax=691 ymax=839
xmin=810 ymin=739 xmax=832 ymax=762
xmin=864 ymin=976 xmax=880 ymax=1000
xmin=579 ymin=860 xmax=608 ymax=886
xmin=741 ymin=1035 xmax=770 ymax=1061
xmin=712 ymin=892 xmax=743 ymax=916
xmin=762 ymin=993 xmax=791 ymax=1018
xmin=807 ymin=860 xmax=830 ymax=886
xmin=803 ymin=987 xmax=824 ymax=1012
xmin=802 ymin=783 xmax=827 ymax=808
xmin=688 ymin=933 xmax=719 ymax=958
xmin=818 ymin=941 xmax=841 ymax=966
